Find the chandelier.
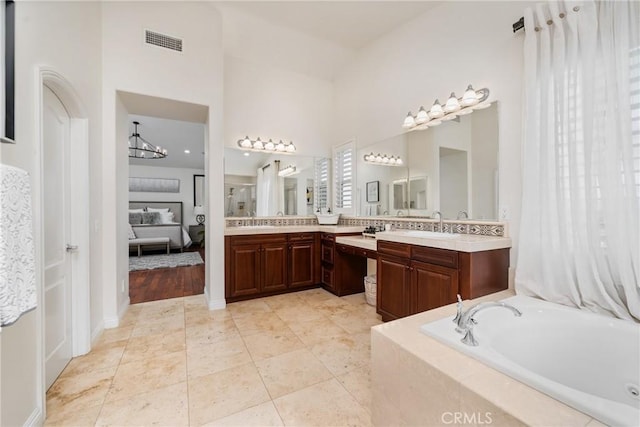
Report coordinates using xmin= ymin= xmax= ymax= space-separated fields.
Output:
xmin=128 ymin=121 xmax=167 ymax=159
xmin=402 ymin=85 xmax=490 ymax=131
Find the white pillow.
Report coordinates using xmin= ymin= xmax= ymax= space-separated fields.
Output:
xmin=159 ymin=212 xmax=175 ymax=224
xmin=128 ymin=223 xmax=137 ymax=239
xmin=147 ymin=207 xmax=170 ymax=213
xmin=129 ymin=208 xmax=145 ymax=213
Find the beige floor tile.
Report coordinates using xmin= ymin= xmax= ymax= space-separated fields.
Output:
xmin=183 ymin=294 xmax=209 ymax=308
xmin=329 ymin=310 xmax=383 ymax=334
xmin=311 ymin=297 xmax=359 ymax=317
xmin=274 ymin=304 xmax=326 ymax=323
xmin=96 ymin=382 xmax=189 ymax=427
xmin=106 ymin=350 xmax=187 ymax=402
xmin=120 ymin=329 xmax=185 ymax=364
xmin=59 ymin=343 xmax=126 ymax=377
xmin=45 ymin=403 xmax=102 ymax=427
xmin=187 ymin=336 xmax=253 ymax=379
xmin=242 ymin=327 xmax=306 ymax=361
xmin=188 ymin=363 xmax=271 ymax=426
xmin=273 ymin=378 xmax=371 ymax=426
xmin=256 ymin=348 xmax=333 ymax=399
xmin=232 ymin=311 xmax=288 ymax=337
xmin=46 ymin=365 xmax=117 ymax=418
xmin=296 ymin=288 xmax=336 ymax=304
xmin=93 ymin=325 xmax=134 ymax=347
xmin=131 ymin=312 xmax=185 ymax=337
xmin=262 ymin=293 xmax=306 ymax=311
xmin=203 ymin=401 xmax=284 ymax=427
xmin=186 ymin=318 xmax=240 ymax=348
xmin=288 ymin=317 xmax=350 ymax=346
xmin=341 ymin=292 xmax=369 ymax=306
xmin=336 ymin=365 xmax=372 ymax=413
xmin=227 ymin=299 xmax=272 ymax=318
xmin=311 ymin=333 xmax=371 ymax=376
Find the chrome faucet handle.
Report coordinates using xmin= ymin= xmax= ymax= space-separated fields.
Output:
xmin=453 ymin=294 xmax=464 ymax=329
xmin=461 ymin=317 xmax=479 ymax=346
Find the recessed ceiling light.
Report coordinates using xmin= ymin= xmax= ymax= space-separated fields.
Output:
xmin=243 ymin=152 xmax=250 ymax=157
xmin=184 ymin=149 xmax=191 ymax=154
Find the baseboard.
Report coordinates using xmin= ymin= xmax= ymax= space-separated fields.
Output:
xmin=91 ymin=320 xmax=104 ymax=346
xmin=204 ymin=287 xmax=226 ymax=310
xmin=103 ymin=298 xmax=130 ymax=329
xmin=508 ymin=266 xmax=516 ymax=289
xmin=24 ymin=406 xmax=42 ymax=427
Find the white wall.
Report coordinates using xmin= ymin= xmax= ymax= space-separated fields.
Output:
xmin=129 ymin=165 xmax=206 ymax=226
xmin=101 ymin=1 xmax=224 ymax=324
xmin=224 ymin=55 xmax=335 ymax=158
xmin=333 ymin=1 xmax=534 ymax=273
xmin=1 ymin=1 xmax=103 ymax=425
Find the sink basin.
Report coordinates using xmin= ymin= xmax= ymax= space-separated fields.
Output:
xmin=316 ymin=213 xmax=340 ymax=225
xmin=395 ymin=230 xmax=460 ymax=239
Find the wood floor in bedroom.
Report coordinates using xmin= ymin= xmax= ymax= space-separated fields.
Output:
xmin=129 ymin=246 xmax=205 ymax=304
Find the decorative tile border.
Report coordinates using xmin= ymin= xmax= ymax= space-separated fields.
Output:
xmin=225 ymin=216 xmax=317 ymax=228
xmin=226 ymin=215 xmax=507 ymax=237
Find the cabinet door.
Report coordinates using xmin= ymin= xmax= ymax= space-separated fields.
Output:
xmin=411 ymin=260 xmax=458 ymax=315
xmin=229 ymin=243 xmax=261 ymax=298
xmin=289 ymin=240 xmax=315 ymax=288
xmin=377 ymin=254 xmax=411 ymax=321
xmin=262 ymin=242 xmax=288 ymax=292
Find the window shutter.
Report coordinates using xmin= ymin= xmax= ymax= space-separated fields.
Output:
xmin=314 ymin=157 xmax=330 ymax=210
xmin=334 ymin=142 xmax=355 ymax=212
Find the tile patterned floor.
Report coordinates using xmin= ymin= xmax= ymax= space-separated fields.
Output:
xmin=45 ymin=288 xmax=382 ymax=426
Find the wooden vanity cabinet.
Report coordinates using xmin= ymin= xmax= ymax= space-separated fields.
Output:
xmin=225 ymin=233 xmax=319 ymax=302
xmin=377 ymin=240 xmax=501 ymax=321
xmin=320 ymin=233 xmax=368 ymax=296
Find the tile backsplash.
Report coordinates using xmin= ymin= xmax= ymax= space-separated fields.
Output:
xmin=226 ymin=216 xmax=507 ymax=237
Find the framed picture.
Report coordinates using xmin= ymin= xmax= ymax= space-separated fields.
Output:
xmin=306 ymin=186 xmax=313 ymax=205
xmin=129 ymin=177 xmax=180 ymax=193
xmin=194 ymin=174 xmax=205 ymax=206
xmin=366 ymin=181 xmax=379 ymax=203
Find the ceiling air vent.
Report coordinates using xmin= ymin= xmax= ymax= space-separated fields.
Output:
xmin=145 ymin=29 xmax=183 ymax=52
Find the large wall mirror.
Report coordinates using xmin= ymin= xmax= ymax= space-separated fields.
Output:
xmin=224 ymin=147 xmax=328 ymax=217
xmin=356 ymin=102 xmax=498 ymax=220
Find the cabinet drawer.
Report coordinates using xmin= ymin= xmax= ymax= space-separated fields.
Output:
xmin=336 ymin=244 xmax=355 ymax=255
xmin=230 ymin=234 xmax=287 ymax=245
xmin=411 ymin=246 xmax=458 ymax=269
xmin=377 ymin=241 xmax=411 ymax=259
xmin=321 ymin=244 xmax=334 ymax=264
xmin=288 ymin=233 xmax=316 ymax=242
xmin=321 ymin=264 xmax=334 ymax=287
xmin=321 ymin=233 xmax=335 ymax=242
xmin=357 ymin=248 xmax=377 ymax=259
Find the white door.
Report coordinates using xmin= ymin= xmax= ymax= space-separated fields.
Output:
xmin=43 ymin=85 xmax=73 ymax=389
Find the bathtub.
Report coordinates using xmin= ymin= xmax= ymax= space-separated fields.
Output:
xmin=420 ymin=295 xmax=640 ymax=427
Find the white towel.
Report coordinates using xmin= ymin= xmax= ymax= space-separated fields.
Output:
xmin=0 ymin=164 xmax=36 ymax=326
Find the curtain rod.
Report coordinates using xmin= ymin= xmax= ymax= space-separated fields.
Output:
xmin=513 ymin=16 xmax=524 ymax=33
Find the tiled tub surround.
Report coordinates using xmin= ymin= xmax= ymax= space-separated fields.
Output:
xmin=371 ymin=290 xmax=608 ymax=427
xmin=226 ymin=216 xmax=507 ymax=237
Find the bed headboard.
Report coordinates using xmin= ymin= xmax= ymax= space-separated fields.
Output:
xmin=129 ymin=201 xmax=183 ymax=225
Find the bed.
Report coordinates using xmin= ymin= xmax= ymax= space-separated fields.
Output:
xmin=128 ymin=201 xmax=192 ymax=252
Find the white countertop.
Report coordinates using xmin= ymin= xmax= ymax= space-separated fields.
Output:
xmin=375 ymin=230 xmax=511 ymax=252
xmin=335 ymin=235 xmax=377 ymax=251
xmin=224 ymin=225 xmax=364 ymax=236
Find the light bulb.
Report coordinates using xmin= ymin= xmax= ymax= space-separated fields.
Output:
xmin=253 ymin=138 xmax=264 ymax=150
xmin=276 ymin=140 xmax=286 ymax=151
xmin=444 ymin=92 xmax=461 ymax=113
xmin=364 ymin=154 xmax=370 ymax=161
xmin=286 ymin=142 xmax=296 ymax=152
xmin=142 ymin=143 xmax=148 ymax=150
xmin=428 ymin=100 xmax=444 ymax=119
xmin=389 ymin=157 xmax=396 ymax=165
xmin=461 ymin=84 xmax=479 ymax=107
xmin=382 ymin=155 xmax=389 ymax=163
xmin=396 ymin=158 xmax=403 ymax=165
xmin=240 ymin=136 xmax=252 ymax=148
xmin=415 ymin=106 xmax=429 ymax=124
xmin=402 ymin=112 xmax=416 ymax=128
xmin=376 ymin=154 xmax=383 ymax=162
xmin=265 ymin=139 xmax=275 ymax=150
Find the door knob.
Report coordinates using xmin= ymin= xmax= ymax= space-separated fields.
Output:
xmin=66 ymin=244 xmax=78 ymax=252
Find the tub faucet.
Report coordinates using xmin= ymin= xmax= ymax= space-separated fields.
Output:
xmin=432 ymin=211 xmax=443 ymax=232
xmin=276 ymin=211 xmax=284 ymax=216
xmin=457 ymin=301 xmax=522 ymax=346
xmin=457 ymin=210 xmax=468 ymax=220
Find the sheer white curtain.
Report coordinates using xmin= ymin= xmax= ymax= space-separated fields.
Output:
xmin=256 ymin=162 xmax=284 ymax=216
xmin=516 ymin=0 xmax=640 ymax=321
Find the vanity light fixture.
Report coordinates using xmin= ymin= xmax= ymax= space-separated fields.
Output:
xmin=403 ymin=85 xmax=490 ymax=131
xmin=364 ymin=152 xmax=404 ymax=167
xmin=278 ymin=165 xmax=297 ymax=177
xmin=236 ymin=136 xmax=297 ymax=154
